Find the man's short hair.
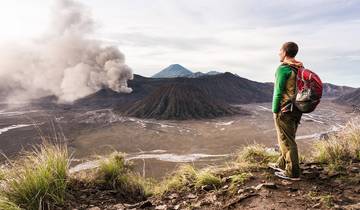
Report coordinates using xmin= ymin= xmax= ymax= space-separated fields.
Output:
xmin=282 ymin=42 xmax=298 ymax=58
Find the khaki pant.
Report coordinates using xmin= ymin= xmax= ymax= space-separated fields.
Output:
xmin=274 ymin=109 xmax=302 ymax=177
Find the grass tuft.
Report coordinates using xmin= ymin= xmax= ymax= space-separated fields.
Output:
xmin=0 ymin=169 xmax=5 ymax=181
xmin=319 ymin=194 xmax=334 ymax=208
xmin=156 ymin=165 xmax=223 ymax=195
xmin=230 ymin=172 xmax=253 ymax=185
xmin=97 ymin=152 xmax=129 ymax=187
xmin=313 ymin=139 xmax=351 ymax=171
xmin=1 ymin=143 xmax=69 ymax=210
xmin=307 ymin=191 xmax=334 ymax=208
xmin=312 ymin=119 xmax=360 ymax=171
xmin=342 ymin=120 xmax=360 ymax=158
xmin=195 ymin=170 xmax=221 ymax=189
xmin=236 ymin=144 xmax=279 ymax=165
xmin=0 ymin=197 xmax=21 ymax=210
xmin=96 ymin=152 xmax=152 ymax=201
xmin=228 ymin=172 xmax=253 ymax=193
xmin=155 ymin=164 xmax=197 ymax=195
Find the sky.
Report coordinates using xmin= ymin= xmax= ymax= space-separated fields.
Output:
xmin=0 ymin=0 xmax=359 ymax=87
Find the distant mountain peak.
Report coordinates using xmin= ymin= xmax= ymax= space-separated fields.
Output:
xmin=152 ymin=64 xmax=223 ymax=78
xmin=168 ymin=64 xmax=183 ymax=68
xmin=152 ymin=64 xmax=193 ymax=78
xmin=206 ymin=70 xmax=222 ymax=75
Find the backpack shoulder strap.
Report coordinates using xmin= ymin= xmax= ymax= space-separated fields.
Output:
xmin=280 ymin=63 xmax=298 ymax=112
xmin=282 ymin=63 xmax=299 ymax=74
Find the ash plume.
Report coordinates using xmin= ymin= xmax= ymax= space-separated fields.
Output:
xmin=0 ymin=0 xmax=133 ymax=103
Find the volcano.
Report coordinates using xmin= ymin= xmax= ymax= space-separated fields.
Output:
xmin=123 ymin=83 xmax=246 ymax=120
xmin=152 ymin=64 xmax=193 ymax=78
xmin=138 ymin=72 xmax=274 ymax=104
xmin=74 ymin=72 xmax=274 ymax=109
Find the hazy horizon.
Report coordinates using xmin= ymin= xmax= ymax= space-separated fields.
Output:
xmin=137 ymin=63 xmax=359 ymax=88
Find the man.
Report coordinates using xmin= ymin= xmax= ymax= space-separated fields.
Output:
xmin=270 ymin=42 xmax=303 ymax=180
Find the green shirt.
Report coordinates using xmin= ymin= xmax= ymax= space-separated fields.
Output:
xmin=272 ymin=65 xmax=292 ymax=113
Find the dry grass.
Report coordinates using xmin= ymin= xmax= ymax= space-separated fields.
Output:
xmin=155 ymin=164 xmax=223 ymax=195
xmin=236 ymin=144 xmax=279 ymax=166
xmin=342 ymin=120 xmax=360 ymax=158
xmin=0 ymin=119 xmax=358 ymax=209
xmin=154 ymin=164 xmax=197 ymax=195
xmin=307 ymin=191 xmax=334 ymax=208
xmin=195 ymin=170 xmax=221 ymax=189
xmin=0 ymin=143 xmax=69 ymax=210
xmin=313 ymin=119 xmax=360 ymax=171
xmin=313 ymin=139 xmax=351 ymax=171
xmin=95 ymin=152 xmax=153 ymax=200
xmin=97 ymin=152 xmax=130 ymax=186
xmin=153 ymin=144 xmax=280 ymax=196
xmin=228 ymin=172 xmax=253 ymax=193
xmin=0 ymin=169 xmax=5 ymax=181
xmin=0 ymin=197 xmax=21 ymax=210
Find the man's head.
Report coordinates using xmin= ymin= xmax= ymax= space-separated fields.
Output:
xmin=279 ymin=42 xmax=298 ymax=62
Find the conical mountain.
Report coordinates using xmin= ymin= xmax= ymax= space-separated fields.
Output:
xmin=124 ymin=83 xmax=246 ymax=120
xmin=152 ymin=64 xmax=193 ymax=78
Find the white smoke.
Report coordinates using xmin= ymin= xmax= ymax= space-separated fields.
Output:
xmin=0 ymin=0 xmax=133 ymax=103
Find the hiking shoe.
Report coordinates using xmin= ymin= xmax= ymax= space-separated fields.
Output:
xmin=268 ymin=163 xmax=285 ymax=173
xmin=274 ymin=171 xmax=301 ymax=181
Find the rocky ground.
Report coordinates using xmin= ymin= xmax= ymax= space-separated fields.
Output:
xmin=64 ymin=161 xmax=360 ymax=210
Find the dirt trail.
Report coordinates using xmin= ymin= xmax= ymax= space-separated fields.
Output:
xmin=64 ymin=161 xmax=360 ymax=210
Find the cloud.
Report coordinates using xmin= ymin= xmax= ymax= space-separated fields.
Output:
xmin=106 ymin=32 xmax=221 ymax=51
xmin=171 ymin=0 xmax=360 ymax=27
xmin=2 ymin=0 xmax=359 ymax=87
xmin=98 ymin=0 xmax=359 ymax=87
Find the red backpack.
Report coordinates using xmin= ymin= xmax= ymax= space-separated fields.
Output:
xmin=290 ymin=66 xmax=323 ymax=113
